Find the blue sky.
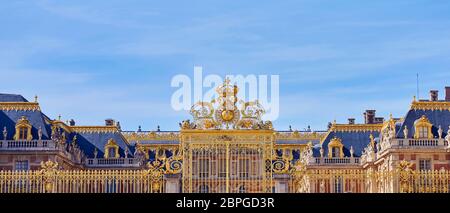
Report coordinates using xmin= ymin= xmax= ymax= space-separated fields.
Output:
xmin=1 ymin=0 xmax=450 ymax=131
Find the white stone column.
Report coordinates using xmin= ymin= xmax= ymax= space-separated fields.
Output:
xmin=165 ymin=174 xmax=181 ymax=193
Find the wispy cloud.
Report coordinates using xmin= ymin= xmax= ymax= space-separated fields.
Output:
xmin=35 ymin=0 xmax=159 ymax=28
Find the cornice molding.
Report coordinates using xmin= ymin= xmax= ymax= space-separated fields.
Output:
xmin=122 ymin=131 xmax=180 ymax=141
xmin=411 ymin=101 xmax=450 ymax=111
xmin=330 ymin=124 xmax=383 ymax=133
xmin=275 ymin=131 xmax=326 ymax=141
xmin=70 ymin=126 xmax=119 ymax=133
xmin=0 ymin=102 xmax=41 ymax=111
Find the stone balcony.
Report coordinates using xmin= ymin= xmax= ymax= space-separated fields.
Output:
xmin=394 ymin=138 xmax=448 ymax=148
xmin=85 ymin=158 xmax=142 ymax=168
xmin=361 ymin=138 xmax=450 ymax=165
xmin=0 ymin=140 xmax=57 ymax=151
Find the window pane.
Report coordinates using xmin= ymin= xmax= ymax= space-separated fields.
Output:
xmin=15 ymin=160 xmax=29 ymax=171
xmin=332 ymin=147 xmax=340 ymax=158
xmin=419 ymin=159 xmax=431 ymax=171
xmin=109 ymin=148 xmax=116 ymax=158
xmin=19 ymin=128 xmax=28 ymax=140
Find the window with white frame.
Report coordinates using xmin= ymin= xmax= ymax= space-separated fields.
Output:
xmin=418 ymin=127 xmax=428 ymax=138
xmin=332 ymin=147 xmax=340 ymax=158
xmin=334 ymin=176 xmax=343 ymax=193
xmin=238 ymin=159 xmax=249 ymax=178
xmin=18 ymin=127 xmax=28 ymax=140
xmin=15 ymin=160 xmax=29 ymax=171
xmin=108 ymin=147 xmax=116 ymax=158
xmin=199 ymin=159 xmax=209 ymax=178
xmin=419 ymin=159 xmax=431 ymax=171
xmin=199 ymin=184 xmax=209 ymax=193
xmin=238 ymin=185 xmax=246 ymax=193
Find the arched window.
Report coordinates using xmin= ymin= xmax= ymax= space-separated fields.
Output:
xmin=104 ymin=139 xmax=119 ymax=159
xmin=414 ymin=116 xmax=433 ymax=139
xmin=328 ymin=137 xmax=344 ymax=158
xmin=14 ymin=116 xmax=32 ymax=141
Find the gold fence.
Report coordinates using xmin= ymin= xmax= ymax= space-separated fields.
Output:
xmin=1 ymin=161 xmax=450 ymax=193
xmin=290 ymin=168 xmax=450 ymax=193
xmin=0 ymin=161 xmax=165 ymax=193
xmin=290 ymin=169 xmax=368 ymax=193
xmin=398 ymin=170 xmax=450 ymax=193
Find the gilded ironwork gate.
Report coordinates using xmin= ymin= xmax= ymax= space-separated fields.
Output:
xmin=181 ymin=130 xmax=274 ymax=193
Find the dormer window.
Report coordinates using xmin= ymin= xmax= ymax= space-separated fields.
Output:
xmin=328 ymin=137 xmax=344 ymax=158
xmin=414 ymin=115 xmax=433 ymax=139
xmin=104 ymin=139 xmax=119 ymax=159
xmin=14 ymin=116 xmax=32 ymax=141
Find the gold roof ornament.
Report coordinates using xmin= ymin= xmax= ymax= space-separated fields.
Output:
xmin=328 ymin=137 xmax=343 ymax=147
xmin=0 ymin=102 xmax=41 ymax=111
xmin=329 ymin=123 xmax=383 ymax=132
xmin=185 ymin=78 xmax=271 ymax=130
xmin=70 ymin=126 xmax=119 ymax=133
xmin=414 ymin=115 xmax=432 ymax=126
xmin=411 ymin=101 xmax=450 ymax=111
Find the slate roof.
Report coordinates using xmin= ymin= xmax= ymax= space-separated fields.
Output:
xmin=319 ymin=129 xmax=380 ymax=157
xmin=0 ymin=94 xmax=52 ymax=141
xmin=0 ymin=93 xmax=136 ymax=159
xmin=66 ymin=131 xmax=135 ymax=158
xmin=396 ymin=109 xmax=450 ymax=139
xmin=0 ymin=93 xmax=28 ymax=102
xmin=0 ymin=110 xmax=52 ymax=140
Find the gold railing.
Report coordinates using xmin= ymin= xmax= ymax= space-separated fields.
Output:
xmin=398 ymin=170 xmax=450 ymax=193
xmin=0 ymin=161 xmax=165 ymax=193
xmin=1 ymin=161 xmax=449 ymax=193
xmin=289 ymin=161 xmax=450 ymax=193
xmin=290 ymin=169 xmax=368 ymax=193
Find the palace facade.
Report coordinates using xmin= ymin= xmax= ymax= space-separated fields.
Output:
xmin=1 ymin=82 xmax=450 ymax=193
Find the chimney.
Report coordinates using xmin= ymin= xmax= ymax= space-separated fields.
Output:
xmin=430 ymin=90 xmax=439 ymax=101
xmin=69 ymin=119 xmax=76 ymax=126
xmin=348 ymin=118 xmax=355 ymax=125
xmin=446 ymin=87 xmax=450 ymax=101
xmin=105 ymin=119 xmax=115 ymax=126
xmin=364 ymin=110 xmax=376 ymax=124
